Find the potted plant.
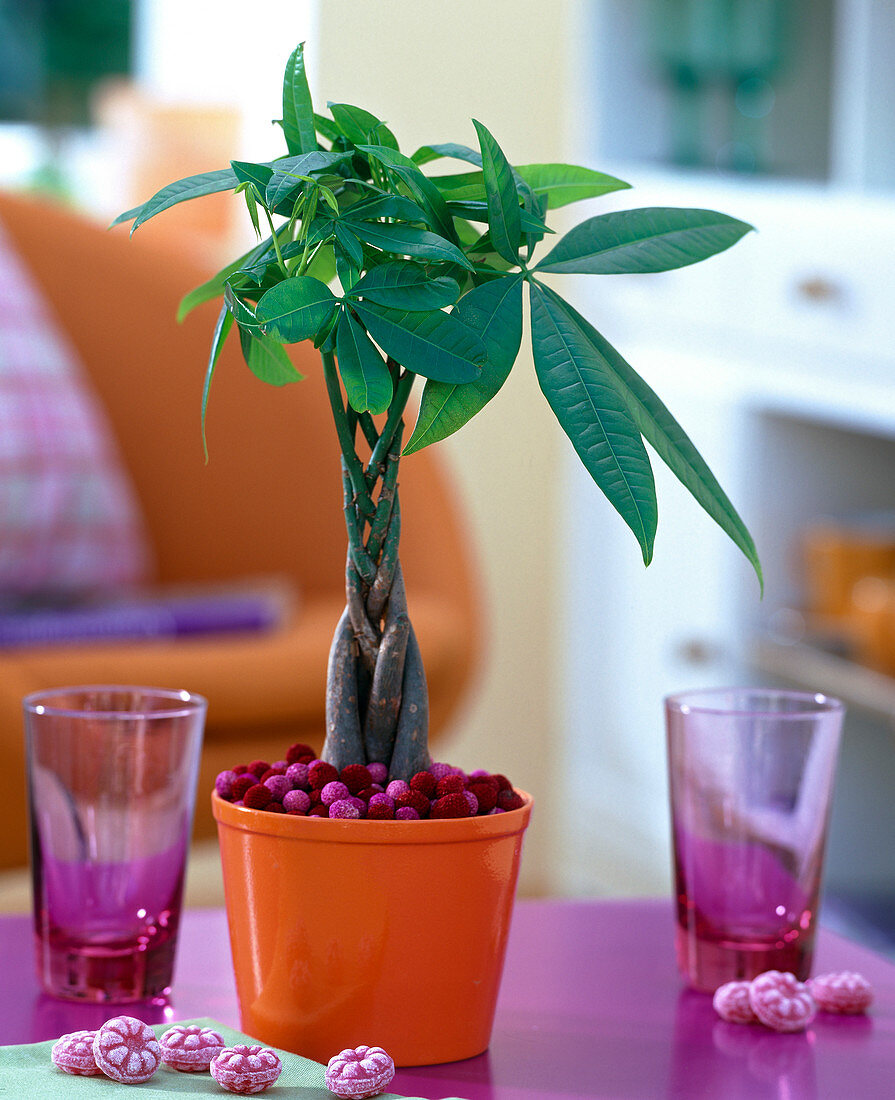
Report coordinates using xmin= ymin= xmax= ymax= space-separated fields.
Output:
xmin=115 ymin=43 xmax=760 ymax=1064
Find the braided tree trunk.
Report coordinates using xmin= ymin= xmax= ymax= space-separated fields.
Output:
xmin=319 ymin=352 xmax=430 ymax=781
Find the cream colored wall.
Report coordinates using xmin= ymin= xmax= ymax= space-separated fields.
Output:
xmin=316 ymin=0 xmax=582 ymax=893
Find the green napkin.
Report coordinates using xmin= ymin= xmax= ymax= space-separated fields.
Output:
xmin=0 ymin=1018 xmax=469 ymax=1099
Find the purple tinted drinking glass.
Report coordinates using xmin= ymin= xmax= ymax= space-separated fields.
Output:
xmin=665 ymin=688 xmax=844 ymax=992
xmin=24 ymin=685 xmax=207 ymax=1003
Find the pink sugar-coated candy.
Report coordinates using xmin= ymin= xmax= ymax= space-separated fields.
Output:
xmin=283 ymin=788 xmax=311 ymax=814
xmin=329 ymin=798 xmax=361 ymax=819
xmin=285 ymin=761 xmax=310 ymax=789
xmin=385 ymin=779 xmax=409 ymax=799
xmin=210 ymin=1044 xmax=282 ymax=1094
xmin=159 ymin=1024 xmax=225 ymax=1072
xmin=367 ymin=762 xmax=388 ymax=784
xmin=215 ymin=770 xmax=239 ymax=799
xmin=321 ymin=780 xmax=350 ymax=806
xmin=368 ymin=793 xmax=395 ymax=810
xmin=748 ymin=971 xmax=816 ymax=1032
xmin=325 ymin=1045 xmax=396 ymax=1099
xmin=51 ymin=1030 xmax=102 ymax=1076
xmin=395 ymin=806 xmax=419 ymax=820
xmin=92 ymin=1016 xmax=161 ymax=1083
xmin=263 ymin=775 xmax=292 ymax=802
xmin=464 ymin=791 xmax=479 ymax=815
xmin=809 ymin=971 xmax=874 ymax=1014
xmin=713 ymin=980 xmax=759 ymax=1024
xmin=428 ymin=762 xmax=452 ymax=780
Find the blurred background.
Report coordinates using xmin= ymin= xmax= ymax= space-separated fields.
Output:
xmin=1 ymin=0 xmax=894 ymax=952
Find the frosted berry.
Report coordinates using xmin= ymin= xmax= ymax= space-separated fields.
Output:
xmin=385 ymin=779 xmax=409 ymax=800
xmin=464 ymin=791 xmax=479 ymax=815
xmin=210 ymin=1044 xmax=282 ymax=1094
xmin=325 ymin=1044 xmax=395 ymax=1098
xmin=321 ymin=781 xmax=350 ymax=806
xmin=159 ymin=1024 xmax=225 ymax=1072
xmin=263 ymin=775 xmax=291 ymax=802
xmin=367 ymin=762 xmax=388 ymax=785
xmin=215 ymin=770 xmax=239 ymax=800
xmin=713 ymin=981 xmax=758 ymax=1024
xmin=428 ymin=762 xmax=452 ymax=780
xmin=283 ymin=789 xmax=310 ymax=814
xmin=92 ymin=1016 xmax=161 ymax=1083
xmin=809 ymin=971 xmax=873 ymax=1014
xmin=329 ymin=799 xmax=361 ymax=819
xmin=285 ymin=761 xmax=310 ymax=789
xmin=748 ymin=971 xmax=816 ymax=1032
xmin=51 ymin=1030 xmax=101 ymax=1076
xmin=395 ymin=806 xmax=419 ymax=820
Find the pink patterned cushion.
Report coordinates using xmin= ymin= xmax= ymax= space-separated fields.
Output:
xmin=0 ymin=218 xmax=151 ymax=599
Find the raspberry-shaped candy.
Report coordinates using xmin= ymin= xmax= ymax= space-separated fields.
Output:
xmin=210 ymin=1044 xmax=282 ymax=1094
xmin=325 ymin=1045 xmax=395 ymax=1098
xmin=435 ymin=775 xmax=466 ymax=797
xmin=309 ymin=804 xmax=330 ymax=817
xmin=231 ymin=775 xmax=256 ymax=801
xmin=286 ymin=741 xmax=315 ymax=764
xmin=340 ymin=764 xmax=373 ymax=794
xmin=497 ymin=789 xmax=524 ymax=812
xmin=809 ymin=971 xmax=874 ymax=1014
xmin=409 ymin=771 xmax=438 ymax=798
xmin=159 ymin=1024 xmax=225 ymax=1072
xmin=748 ymin=971 xmax=816 ymax=1032
xmin=492 ymin=773 xmax=513 ymax=792
xmin=92 ymin=1016 xmax=161 ymax=1083
xmin=51 ymin=1030 xmax=101 ymax=1076
xmin=246 ymin=760 xmax=270 ymax=778
xmin=309 ymin=760 xmax=340 ymax=790
xmin=713 ymin=980 xmax=758 ymax=1024
xmin=431 ymin=792 xmax=472 ymax=819
xmin=468 ymin=778 xmax=499 ymax=813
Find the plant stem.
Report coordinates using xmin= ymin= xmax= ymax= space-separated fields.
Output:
xmin=321 ymin=348 xmax=374 ymax=519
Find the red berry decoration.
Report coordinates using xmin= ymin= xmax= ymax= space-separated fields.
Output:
xmin=246 ymin=760 xmax=270 ymax=778
xmin=231 ymin=775 xmax=256 ymax=801
xmin=492 ymin=773 xmax=513 ymax=792
xmin=395 ymin=789 xmax=430 ymax=817
xmin=435 ymin=775 xmax=466 ymax=797
xmin=243 ymin=784 xmax=273 ymax=810
xmin=286 ymin=742 xmax=315 ymax=764
xmin=309 ymin=760 xmax=340 ymax=789
xmin=409 ymin=771 xmax=437 ymax=798
xmin=497 ymin=789 xmax=524 ymax=812
xmin=431 ymin=792 xmax=472 ymax=819
xmin=748 ymin=971 xmax=816 ymax=1032
xmin=309 ymin=805 xmax=330 ymax=817
xmin=809 ymin=971 xmax=873 ymax=1014
xmin=468 ymin=779 xmax=499 ymax=813
xmin=325 ymin=1044 xmax=395 ymax=1098
xmin=340 ymin=764 xmax=373 ymax=794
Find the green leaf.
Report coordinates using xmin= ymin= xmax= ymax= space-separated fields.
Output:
xmin=342 ymin=195 xmax=428 ymax=223
xmin=529 ymin=281 xmax=657 ymax=564
xmin=335 ymin=309 xmax=393 ymax=413
xmin=404 ymin=275 xmax=523 ymax=454
xmin=411 ymin=142 xmax=482 ymax=167
xmin=328 ymin=103 xmax=399 ymax=150
xmin=516 ymin=163 xmax=630 ymax=208
xmin=239 ymin=328 xmax=304 ymax=386
xmin=348 ymin=261 xmax=460 ymax=310
xmin=112 ymin=168 xmax=238 ymax=232
xmin=282 ymin=43 xmax=317 ymax=156
xmin=178 ymin=236 xmax=275 ymax=322
xmin=334 ymin=222 xmax=365 ymax=270
xmin=201 ymin=305 xmax=234 ymax=461
xmin=537 ymin=289 xmax=762 ymax=588
xmin=358 ymin=144 xmax=456 ymax=242
xmin=347 ymin=220 xmax=473 ymax=269
xmin=351 ymin=301 xmax=485 ymax=384
xmin=265 ymin=150 xmax=354 ymax=209
xmin=472 ymin=119 xmax=522 ymax=264
xmin=535 ymin=207 xmax=754 ymax=275
xmin=231 ymin=160 xmax=274 ymax=190
xmin=255 ymin=276 xmax=338 ymax=343
xmin=224 ymin=283 xmax=263 ymax=334
xmin=305 ymin=242 xmax=337 ymax=286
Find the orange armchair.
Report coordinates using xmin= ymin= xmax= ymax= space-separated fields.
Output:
xmin=0 ymin=190 xmax=482 ymax=870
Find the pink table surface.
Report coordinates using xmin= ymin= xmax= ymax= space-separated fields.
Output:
xmin=2 ymin=898 xmax=894 ymax=1099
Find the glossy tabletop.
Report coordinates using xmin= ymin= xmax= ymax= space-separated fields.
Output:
xmin=2 ymin=899 xmax=894 ymax=1099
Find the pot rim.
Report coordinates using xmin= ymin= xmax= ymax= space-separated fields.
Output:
xmin=212 ymin=788 xmax=532 ymax=844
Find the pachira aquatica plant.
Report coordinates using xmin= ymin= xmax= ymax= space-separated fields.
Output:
xmin=115 ymin=44 xmax=761 ymax=781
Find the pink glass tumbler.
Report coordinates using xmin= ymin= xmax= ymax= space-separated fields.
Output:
xmin=665 ymin=688 xmax=844 ymax=991
xmin=24 ymin=685 xmax=206 ymax=1003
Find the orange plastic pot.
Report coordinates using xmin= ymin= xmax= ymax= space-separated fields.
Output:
xmin=212 ymin=790 xmax=532 ymax=1066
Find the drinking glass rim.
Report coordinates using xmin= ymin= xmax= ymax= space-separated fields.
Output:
xmin=664 ymin=687 xmax=844 ymax=718
xmin=23 ymin=684 xmax=207 ymax=720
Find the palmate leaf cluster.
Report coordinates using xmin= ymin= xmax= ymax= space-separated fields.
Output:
xmin=114 ymin=43 xmax=761 ymax=583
